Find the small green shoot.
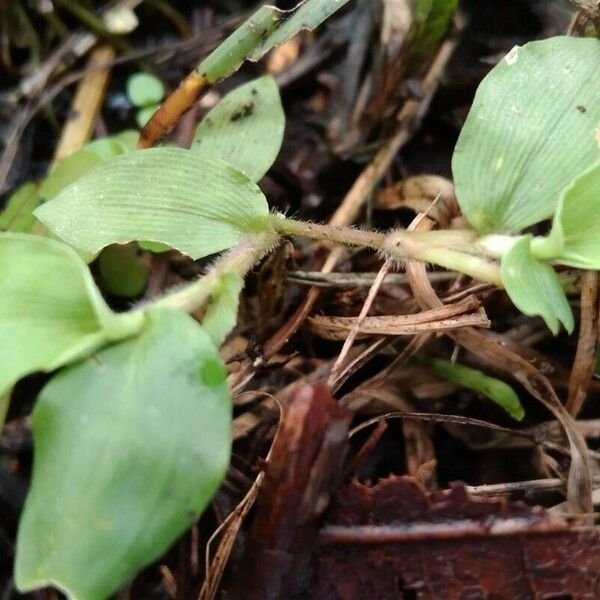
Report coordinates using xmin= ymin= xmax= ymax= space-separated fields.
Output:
xmin=429 ymin=359 xmax=525 ymax=421
xmin=126 ymin=72 xmax=165 ymax=128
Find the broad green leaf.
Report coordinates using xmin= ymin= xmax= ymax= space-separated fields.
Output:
xmin=429 ymin=359 xmax=524 ymax=420
xmin=0 ymin=183 xmax=40 ymax=232
xmin=0 ymin=234 xmax=142 ymax=395
xmin=501 ymin=236 xmax=574 ymax=335
xmin=192 ymin=76 xmax=284 ymax=182
xmin=533 ymin=159 xmax=600 ymax=269
xmin=126 ymin=73 xmax=165 ymax=107
xmin=98 ymin=244 xmax=149 ymax=298
xmin=202 ymin=272 xmax=244 ymax=347
xmin=453 ymin=36 xmax=600 ymax=234
xmin=39 ymin=149 xmax=103 ymax=201
xmin=15 ymin=309 xmax=231 ymax=600
xmin=35 ymin=147 xmax=271 ymax=260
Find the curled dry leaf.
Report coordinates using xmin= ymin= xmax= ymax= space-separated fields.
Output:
xmin=375 ymin=174 xmax=458 ymax=227
xmin=310 ymin=294 xmax=489 ymax=340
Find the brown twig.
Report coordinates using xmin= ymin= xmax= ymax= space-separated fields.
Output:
xmin=566 ymin=270 xmax=599 ymax=417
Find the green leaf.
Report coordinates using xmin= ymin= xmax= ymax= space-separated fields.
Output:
xmin=0 ymin=233 xmax=143 ymax=395
xmin=453 ymin=36 xmax=600 ymax=234
xmin=533 ymin=159 xmax=600 ymax=269
xmin=139 ymin=240 xmax=171 ymax=253
xmin=429 ymin=358 xmax=524 ymax=421
xmin=98 ymin=244 xmax=149 ymax=298
xmin=115 ymin=129 xmax=140 ymax=152
xmin=192 ymin=76 xmax=284 ymax=182
xmin=84 ymin=137 xmax=127 ymax=160
xmin=85 ymin=131 xmax=140 ymax=158
xmin=501 ymin=236 xmax=574 ymax=335
xmin=35 ymin=147 xmax=271 ymax=260
xmin=39 ymin=149 xmax=103 ymax=202
xmin=0 ymin=183 xmax=40 ymax=232
xmin=15 ymin=309 xmax=231 ymax=600
xmin=126 ymin=73 xmax=165 ymax=107
xmin=202 ymin=272 xmax=244 ymax=347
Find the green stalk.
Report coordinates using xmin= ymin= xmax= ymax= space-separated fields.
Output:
xmin=273 ymin=215 xmax=503 ymax=286
xmin=270 ymin=214 xmax=387 ymax=249
xmin=149 ymin=234 xmax=276 ymax=314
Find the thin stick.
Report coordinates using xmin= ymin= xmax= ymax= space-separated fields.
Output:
xmin=328 ymin=259 xmax=392 ymax=386
xmin=51 ymin=45 xmax=116 ymax=165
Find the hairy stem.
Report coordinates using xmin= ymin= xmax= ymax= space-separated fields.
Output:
xmin=273 ymin=215 xmax=503 ymax=286
xmin=270 ymin=214 xmax=387 ymax=249
xmin=149 ymin=233 xmax=277 ymax=314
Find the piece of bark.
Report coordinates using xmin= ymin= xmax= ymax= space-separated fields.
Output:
xmin=304 ymin=476 xmax=600 ymax=599
xmin=231 ymin=383 xmax=351 ymax=600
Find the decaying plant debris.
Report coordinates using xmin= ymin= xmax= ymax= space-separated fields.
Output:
xmin=3 ymin=1 xmax=600 ymax=599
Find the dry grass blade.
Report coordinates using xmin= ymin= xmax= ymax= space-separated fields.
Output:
xmin=310 ymin=295 xmax=489 ymax=340
xmin=199 ymin=473 xmax=264 ymax=600
xmin=404 ymin=216 xmax=593 ymax=516
xmin=566 ymin=270 xmax=599 ymax=416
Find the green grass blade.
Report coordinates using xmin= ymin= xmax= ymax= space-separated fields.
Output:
xmin=429 ymin=359 xmax=525 ymax=421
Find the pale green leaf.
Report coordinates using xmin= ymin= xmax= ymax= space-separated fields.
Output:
xmin=501 ymin=236 xmax=574 ymax=335
xmin=39 ymin=149 xmax=103 ymax=201
xmin=453 ymin=36 xmax=600 ymax=234
xmin=126 ymin=73 xmax=165 ymax=107
xmin=202 ymin=272 xmax=243 ymax=347
xmin=0 ymin=183 xmax=40 ymax=232
xmin=35 ymin=147 xmax=271 ymax=260
xmin=115 ymin=130 xmax=140 ymax=152
xmin=139 ymin=240 xmax=171 ymax=253
xmin=98 ymin=244 xmax=149 ymax=298
xmin=15 ymin=309 xmax=231 ymax=600
xmin=0 ymin=234 xmax=142 ymax=395
xmin=429 ymin=359 xmax=524 ymax=420
xmin=533 ymin=159 xmax=600 ymax=269
xmin=84 ymin=137 xmax=126 ymax=159
xmin=192 ymin=76 xmax=284 ymax=182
